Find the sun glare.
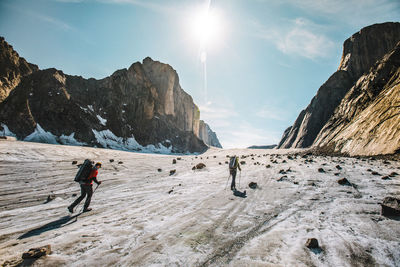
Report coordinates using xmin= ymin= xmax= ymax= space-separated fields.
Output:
xmin=192 ymin=9 xmax=221 ymax=48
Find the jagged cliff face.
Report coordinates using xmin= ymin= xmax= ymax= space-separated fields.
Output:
xmin=278 ymin=22 xmax=400 ymax=153
xmin=314 ymin=41 xmax=400 ymax=156
xmin=198 ymin=120 xmax=222 ymax=148
xmin=0 ymin=39 xmax=221 ymax=153
xmin=0 ymin=37 xmax=38 ymax=102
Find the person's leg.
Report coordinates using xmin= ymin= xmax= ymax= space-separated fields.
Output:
xmin=69 ymin=185 xmax=87 ymax=209
xmin=231 ymin=170 xmax=237 ymax=190
xmin=83 ymin=185 xmax=93 ymax=211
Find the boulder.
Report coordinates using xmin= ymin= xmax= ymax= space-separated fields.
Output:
xmin=172 ymin=159 xmax=177 ymax=164
xmin=72 ymin=160 xmax=77 ymax=165
xmin=305 ymin=238 xmax=319 ymax=249
xmin=338 ymin=178 xmax=351 ymax=186
xmin=248 ymin=182 xmax=258 ymax=189
xmin=381 ymin=197 xmax=400 ymax=216
xmin=195 ymin=163 xmax=206 ymax=169
xmin=169 ymin=169 xmax=176 ymax=176
xmin=22 ymin=245 xmax=51 ymax=259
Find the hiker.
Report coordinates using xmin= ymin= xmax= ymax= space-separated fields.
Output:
xmin=229 ymin=156 xmax=241 ymax=191
xmin=68 ymin=162 xmax=102 ymax=213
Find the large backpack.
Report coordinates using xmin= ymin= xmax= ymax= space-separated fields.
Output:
xmin=229 ymin=156 xmax=236 ymax=170
xmin=74 ymin=159 xmax=94 ymax=183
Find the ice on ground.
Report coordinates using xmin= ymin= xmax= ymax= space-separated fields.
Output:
xmin=0 ymin=142 xmax=399 ymax=266
xmin=0 ymin=123 xmax=16 ymax=137
xmin=92 ymin=129 xmax=173 ymax=154
xmin=24 ymin=124 xmax=58 ymax=144
xmin=59 ymin=133 xmax=87 ymax=146
xmin=96 ymin=115 xmax=107 ymax=126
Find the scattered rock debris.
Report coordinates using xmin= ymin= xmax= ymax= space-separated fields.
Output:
xmin=305 ymin=238 xmax=319 ymax=249
xmin=22 ymin=245 xmax=51 ymax=259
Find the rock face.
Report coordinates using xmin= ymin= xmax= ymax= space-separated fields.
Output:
xmin=0 ymin=37 xmax=38 ymax=102
xmin=198 ymin=120 xmax=222 ymax=148
xmin=278 ymin=22 xmax=400 ymax=155
xmin=314 ymin=41 xmax=400 ymax=155
xmin=0 ymin=38 xmax=221 ymax=153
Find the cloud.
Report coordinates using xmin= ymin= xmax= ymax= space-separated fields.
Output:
xmin=251 ymin=17 xmax=335 ymax=60
xmin=266 ymin=0 xmax=400 ymax=27
xmin=255 ymin=106 xmax=288 ymax=121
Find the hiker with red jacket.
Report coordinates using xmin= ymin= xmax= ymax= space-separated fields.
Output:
xmin=68 ymin=162 xmax=102 ymax=213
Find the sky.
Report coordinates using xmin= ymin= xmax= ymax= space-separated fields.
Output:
xmin=0 ymin=0 xmax=399 ymax=148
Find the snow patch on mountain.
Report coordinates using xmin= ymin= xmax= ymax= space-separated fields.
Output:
xmin=96 ymin=115 xmax=107 ymax=126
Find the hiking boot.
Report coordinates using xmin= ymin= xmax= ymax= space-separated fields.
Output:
xmin=83 ymin=208 xmax=92 ymax=212
xmin=68 ymin=206 xmax=74 ymax=213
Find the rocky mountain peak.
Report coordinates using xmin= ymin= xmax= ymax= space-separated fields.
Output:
xmin=278 ymin=22 xmax=400 ymax=152
xmin=0 ymin=38 xmax=222 ymax=153
xmin=338 ymin=22 xmax=400 ymax=79
xmin=0 ymin=36 xmax=38 ymax=102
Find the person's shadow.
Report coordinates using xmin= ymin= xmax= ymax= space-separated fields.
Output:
xmin=233 ymin=189 xmax=247 ymax=198
xmin=18 ymin=213 xmax=81 ymax=239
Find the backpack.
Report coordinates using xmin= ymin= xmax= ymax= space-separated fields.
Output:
xmin=229 ymin=156 xmax=236 ymax=170
xmin=74 ymin=159 xmax=94 ymax=183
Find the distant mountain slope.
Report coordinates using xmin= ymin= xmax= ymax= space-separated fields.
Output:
xmin=278 ymin=22 xmax=400 ymax=155
xmin=0 ymin=38 xmax=221 ymax=153
xmin=278 ymin=22 xmax=400 ymax=150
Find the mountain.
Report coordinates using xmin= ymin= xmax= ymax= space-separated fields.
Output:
xmin=314 ymin=41 xmax=400 ymax=156
xmin=0 ymin=38 xmax=222 ymax=153
xmin=278 ymin=22 xmax=400 ymax=155
xmin=0 ymin=37 xmax=38 ymax=102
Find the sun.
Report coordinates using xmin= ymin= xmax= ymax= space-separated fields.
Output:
xmin=192 ymin=8 xmax=221 ymax=48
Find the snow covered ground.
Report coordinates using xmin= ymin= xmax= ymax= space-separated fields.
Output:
xmin=0 ymin=140 xmax=399 ymax=266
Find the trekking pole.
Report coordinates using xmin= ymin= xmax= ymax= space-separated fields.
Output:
xmin=224 ymin=173 xmax=231 ymax=190
xmin=239 ymin=171 xmax=242 ymax=189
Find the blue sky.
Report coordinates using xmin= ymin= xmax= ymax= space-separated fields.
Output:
xmin=1 ymin=0 xmax=399 ymax=148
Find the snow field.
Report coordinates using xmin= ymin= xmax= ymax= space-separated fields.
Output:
xmin=0 ymin=141 xmax=399 ymax=266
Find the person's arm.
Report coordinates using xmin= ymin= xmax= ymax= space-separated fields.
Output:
xmin=90 ymin=169 xmax=101 ymax=184
xmin=93 ymin=176 xmax=101 ymax=185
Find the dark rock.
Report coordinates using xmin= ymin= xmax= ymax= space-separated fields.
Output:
xmin=172 ymin=159 xmax=177 ymax=164
xmin=371 ymin=171 xmax=380 ymax=176
xmin=118 ymin=161 xmax=123 ymax=164
xmin=192 ymin=166 xmax=196 ymax=170
xmin=109 ymin=159 xmax=114 ymax=163
xmin=169 ymin=169 xmax=176 ymax=176
xmin=168 ymin=189 xmax=173 ymax=194
xmin=278 ymin=22 xmax=400 ymax=155
xmin=157 ymin=168 xmax=162 ymax=172
xmin=72 ymin=160 xmax=77 ymax=165
xmin=266 ymin=164 xmax=271 ymax=168
xmin=45 ymin=194 xmax=56 ymax=203
xmin=334 ymin=173 xmax=340 ymax=176
xmin=195 ymin=163 xmax=206 ymax=169
xmin=318 ymin=168 xmax=326 ymax=173
xmin=72 ymin=193 xmax=77 ymax=197
xmin=249 ymin=182 xmax=258 ymax=189
xmin=279 ymin=169 xmax=286 ymax=174
xmin=381 ymin=197 xmax=400 ymax=216
xmin=277 ymin=175 xmax=288 ymax=182
xmin=381 ymin=176 xmax=391 ymax=180
xmin=389 ymin=172 xmax=398 ymax=177
xmin=305 ymin=238 xmax=319 ymax=249
xmin=177 ymin=157 xmax=182 ymax=160
xmin=240 ymin=161 xmax=246 ymax=165
xmin=0 ymin=41 xmax=220 ymax=153
xmin=219 ymin=162 xmax=222 ymax=165
xmin=22 ymin=245 xmax=51 ymax=259
xmin=338 ymin=178 xmax=351 ymax=186
xmin=225 ymin=161 xmax=228 ymax=164
xmin=336 ymin=165 xmax=342 ymax=170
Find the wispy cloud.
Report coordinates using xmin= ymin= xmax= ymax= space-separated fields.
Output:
xmin=56 ymin=0 xmax=179 ymax=15
xmin=265 ymin=0 xmax=400 ymax=27
xmin=255 ymin=106 xmax=289 ymax=121
xmin=251 ymin=17 xmax=335 ymax=60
